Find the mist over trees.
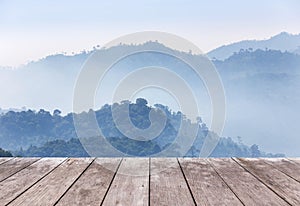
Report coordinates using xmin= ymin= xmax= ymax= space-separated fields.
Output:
xmin=0 ymin=99 xmax=284 ymax=157
xmin=0 ymin=148 xmax=12 ymax=157
xmin=207 ymin=32 xmax=300 ymax=60
xmin=1 ymin=38 xmax=300 ymax=156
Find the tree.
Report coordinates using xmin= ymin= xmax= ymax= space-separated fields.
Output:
xmin=0 ymin=99 xmax=285 ymax=158
xmin=237 ymin=136 xmax=242 ymax=144
xmin=250 ymin=144 xmax=260 ymax=157
xmin=136 ymin=98 xmax=148 ymax=106
xmin=53 ymin=109 xmax=62 ymax=116
xmin=0 ymin=148 xmax=13 ymax=157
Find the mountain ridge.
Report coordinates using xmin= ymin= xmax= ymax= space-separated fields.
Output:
xmin=0 ymin=36 xmax=300 ymax=156
xmin=2 ymin=32 xmax=300 ymax=69
xmin=207 ymin=32 xmax=300 ymax=60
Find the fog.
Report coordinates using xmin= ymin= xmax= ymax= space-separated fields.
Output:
xmin=1 ymin=44 xmax=300 ymax=156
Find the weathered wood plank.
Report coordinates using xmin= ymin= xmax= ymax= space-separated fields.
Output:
xmin=234 ymin=158 xmax=300 ymax=205
xmin=102 ymin=158 xmax=149 ymax=206
xmin=0 ymin=158 xmax=65 ymax=205
xmin=1 ymin=157 xmax=299 ymax=205
xmin=0 ymin=158 xmax=13 ymax=165
xmin=56 ymin=158 xmax=121 ymax=206
xmin=208 ymin=158 xmax=289 ymax=205
xmin=0 ymin=158 xmax=39 ymax=182
xmin=289 ymin=158 xmax=300 ymax=166
xmin=178 ymin=158 xmax=242 ymax=205
xmin=263 ymin=158 xmax=300 ymax=182
xmin=150 ymin=158 xmax=195 ymax=206
xmin=9 ymin=158 xmax=94 ymax=206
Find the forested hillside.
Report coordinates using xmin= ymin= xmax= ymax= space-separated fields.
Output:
xmin=0 ymin=99 xmax=284 ymax=157
xmin=1 ymin=41 xmax=299 ymax=156
xmin=0 ymin=148 xmax=12 ymax=157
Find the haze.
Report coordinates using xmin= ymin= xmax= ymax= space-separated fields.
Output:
xmin=1 ymin=0 xmax=300 ymax=67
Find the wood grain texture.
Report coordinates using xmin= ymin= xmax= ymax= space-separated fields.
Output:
xmin=0 ymin=158 xmax=39 ymax=182
xmin=289 ymin=158 xmax=300 ymax=166
xmin=56 ymin=158 xmax=121 ymax=206
xmin=179 ymin=158 xmax=242 ymax=205
xmin=208 ymin=158 xmax=289 ymax=205
xmin=9 ymin=158 xmax=94 ymax=206
xmin=150 ymin=158 xmax=195 ymax=206
xmin=0 ymin=158 xmax=13 ymax=165
xmin=0 ymin=158 xmax=65 ymax=205
xmin=234 ymin=158 xmax=300 ymax=205
xmin=102 ymin=158 xmax=149 ymax=206
xmin=0 ymin=158 xmax=299 ymax=205
xmin=264 ymin=158 xmax=300 ymax=182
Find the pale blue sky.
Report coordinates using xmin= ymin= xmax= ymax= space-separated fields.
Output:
xmin=1 ymin=0 xmax=300 ymax=66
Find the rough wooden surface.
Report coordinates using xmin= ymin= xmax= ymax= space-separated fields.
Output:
xmin=208 ymin=158 xmax=289 ymax=205
xmin=0 ymin=158 xmax=65 ymax=205
xmin=234 ymin=158 xmax=300 ymax=205
xmin=289 ymin=158 xmax=300 ymax=166
xmin=57 ymin=158 xmax=121 ymax=206
xmin=178 ymin=158 xmax=242 ymax=206
xmin=0 ymin=158 xmax=299 ymax=206
xmin=0 ymin=158 xmax=13 ymax=165
xmin=150 ymin=158 xmax=194 ymax=206
xmin=102 ymin=158 xmax=149 ymax=206
xmin=264 ymin=158 xmax=300 ymax=182
xmin=9 ymin=158 xmax=93 ymax=206
xmin=0 ymin=158 xmax=40 ymax=182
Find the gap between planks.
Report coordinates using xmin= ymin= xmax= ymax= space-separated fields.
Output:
xmin=1 ymin=158 xmax=299 ymax=206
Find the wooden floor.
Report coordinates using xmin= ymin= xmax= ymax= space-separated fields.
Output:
xmin=0 ymin=158 xmax=300 ymax=205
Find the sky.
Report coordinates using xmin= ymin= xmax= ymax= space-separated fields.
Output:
xmin=1 ymin=0 xmax=300 ymax=67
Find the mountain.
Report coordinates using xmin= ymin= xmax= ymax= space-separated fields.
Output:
xmin=207 ymin=32 xmax=300 ymax=60
xmin=0 ymin=99 xmax=284 ymax=157
xmin=213 ymin=49 xmax=300 ymax=99
xmin=0 ymin=42 xmax=195 ymax=114
xmin=0 ymin=40 xmax=300 ymax=156
xmin=212 ymin=48 xmax=300 ymax=157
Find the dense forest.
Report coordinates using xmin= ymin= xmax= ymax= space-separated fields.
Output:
xmin=0 ymin=98 xmax=284 ymax=157
xmin=15 ymin=137 xmax=281 ymax=158
xmin=0 ymin=148 xmax=12 ymax=157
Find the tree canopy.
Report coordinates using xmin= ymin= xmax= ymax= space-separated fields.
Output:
xmin=0 ymin=99 xmax=284 ymax=157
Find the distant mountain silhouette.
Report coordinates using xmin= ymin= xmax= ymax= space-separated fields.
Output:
xmin=1 ymin=39 xmax=300 ymax=156
xmin=293 ymin=46 xmax=300 ymax=55
xmin=207 ymin=32 xmax=300 ymax=60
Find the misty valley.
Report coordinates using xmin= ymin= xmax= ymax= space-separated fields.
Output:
xmin=1 ymin=32 xmax=300 ymax=157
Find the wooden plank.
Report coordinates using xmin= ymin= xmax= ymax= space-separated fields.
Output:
xmin=208 ymin=158 xmax=289 ymax=205
xmin=0 ymin=158 xmax=65 ymax=205
xmin=234 ymin=158 xmax=300 ymax=205
xmin=102 ymin=158 xmax=149 ymax=206
xmin=0 ymin=158 xmax=39 ymax=182
xmin=9 ymin=158 xmax=94 ymax=206
xmin=289 ymin=158 xmax=300 ymax=166
xmin=56 ymin=158 xmax=121 ymax=206
xmin=263 ymin=158 xmax=300 ymax=182
xmin=150 ymin=158 xmax=195 ymax=206
xmin=178 ymin=158 xmax=242 ymax=205
xmin=0 ymin=158 xmax=13 ymax=165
